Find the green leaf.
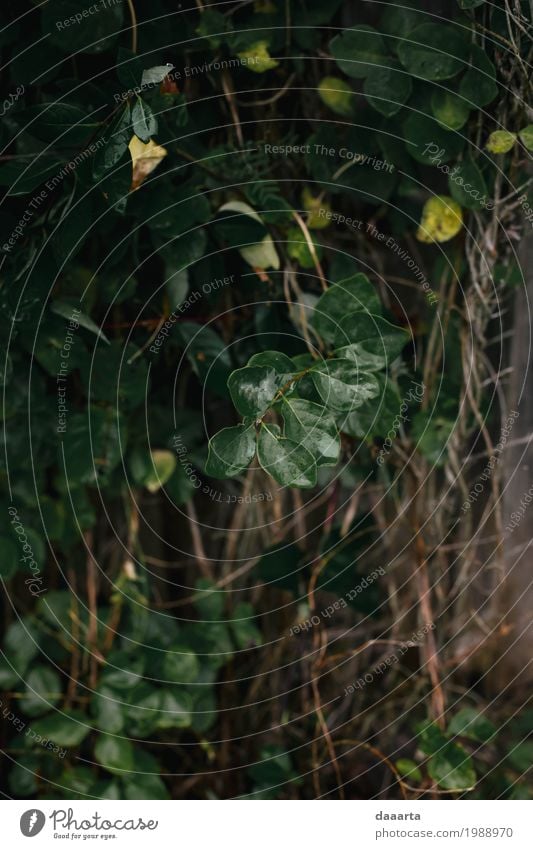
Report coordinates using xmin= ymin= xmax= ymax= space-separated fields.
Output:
xmin=412 ymin=413 xmax=455 ymax=465
xmin=0 ymin=536 xmax=19 ymax=579
xmin=447 ymin=708 xmax=496 ymax=743
xmin=334 ymin=313 xmax=409 ymax=370
xmin=125 ymin=684 xmax=162 ymax=736
xmin=431 ymin=90 xmax=470 ymax=131
xmin=339 ymin=376 xmax=402 ymax=439
xmin=286 ymin=226 xmax=323 ymax=269
xmin=485 ymin=130 xmax=516 ymax=154
xmin=100 ymin=651 xmax=145 ymax=690
xmin=9 ymin=756 xmax=39 ymax=797
xmin=508 ymin=742 xmax=533 ymax=773
xmin=4 ymin=619 xmax=40 ymax=672
xmin=51 ymin=298 xmax=109 ymax=344
xmin=311 ymin=359 xmax=380 ymax=411
xmin=193 ymin=578 xmax=225 ymax=619
xmin=123 ymin=770 xmax=169 ymax=800
xmin=428 ymin=742 xmax=476 ymax=791
xmin=130 ymin=448 xmax=176 ymax=492
xmin=176 ymin=323 xmax=231 ymax=397
xmin=215 ymin=205 xmax=266 ymax=248
xmin=458 ymin=0 xmax=484 ymax=8
xmin=403 ymin=113 xmax=465 ymax=164
xmin=248 ymin=350 xmax=294 ymax=377
xmin=281 ymin=398 xmax=340 ymax=467
xmin=31 ymin=710 xmax=90 ymax=747
xmin=125 ymin=749 xmax=169 ymax=799
xmin=94 ymin=734 xmax=135 ymax=774
xmin=396 ymin=758 xmax=422 ymax=783
xmin=0 ymin=158 xmax=63 ymax=196
xmin=230 ymin=602 xmax=262 ymax=648
xmin=459 ymin=45 xmax=498 ymax=107
xmin=519 ymin=124 xmax=533 ymax=151
xmin=364 ymin=67 xmax=412 ymax=117
xmin=257 ymin=424 xmax=317 ymax=489
xmin=20 ymin=666 xmax=62 ymax=717
xmin=19 ymin=103 xmax=98 ymax=146
xmin=0 ymin=656 xmax=19 ymax=689
xmin=92 ymin=105 xmax=131 ymax=181
xmin=228 ymin=366 xmax=280 ymax=418
xmin=240 ymin=236 xmax=280 ymax=270
xmin=312 ymin=274 xmax=382 ymax=344
xmin=398 ymin=24 xmax=469 ymax=80
xmin=43 ymin=0 xmax=124 ymax=54
xmin=205 ymin=424 xmax=256 ymax=478
xmin=448 ymin=158 xmax=489 ymax=210
xmin=131 ymin=97 xmax=157 ymax=143
xmin=157 ymin=690 xmax=193 ymax=729
xmin=80 ymin=341 xmax=148 ymax=408
xmin=62 ymin=408 xmax=125 ymax=487
xmin=318 ymin=76 xmax=354 ymax=116
xmin=162 ymin=645 xmax=200 ymax=685
xmin=92 ymin=686 xmax=125 ymax=734
xmin=382 ymin=3 xmax=425 ymax=39
xmin=217 ymin=202 xmax=280 ymax=270
xmin=330 ymin=26 xmax=388 ymax=79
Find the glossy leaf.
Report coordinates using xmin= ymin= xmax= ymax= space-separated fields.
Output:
xmin=228 ymin=366 xmax=280 ymax=418
xmin=312 ymin=274 xmax=382 ymax=343
xmin=205 ymin=424 xmax=256 ymax=478
xmin=257 ymin=424 xmax=317 ymax=488
xmin=281 ymin=398 xmax=340 ymax=466
xmin=131 ymin=97 xmax=157 ymax=143
xmin=334 ymin=312 xmax=409 ymax=370
xmin=310 ymin=359 xmax=380 ymax=411
xmin=92 ymin=105 xmax=132 ymax=181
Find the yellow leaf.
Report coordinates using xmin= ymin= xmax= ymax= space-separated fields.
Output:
xmin=485 ymin=130 xmax=516 ymax=154
xmin=318 ymin=76 xmax=354 ymax=117
xmin=128 ymin=136 xmax=167 ymax=191
xmin=237 ymin=41 xmax=279 ymax=73
xmin=416 ymin=195 xmax=463 ymax=244
xmin=519 ymin=124 xmax=533 ymax=151
xmin=302 ymin=187 xmax=330 ymax=229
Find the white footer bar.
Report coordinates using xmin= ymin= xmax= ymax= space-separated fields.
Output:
xmin=4 ymin=800 xmax=533 ymax=848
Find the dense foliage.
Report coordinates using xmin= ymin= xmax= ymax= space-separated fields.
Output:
xmin=0 ymin=0 xmax=531 ymax=799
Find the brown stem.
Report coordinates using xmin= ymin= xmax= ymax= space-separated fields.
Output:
xmin=84 ymin=530 xmax=99 ymax=691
